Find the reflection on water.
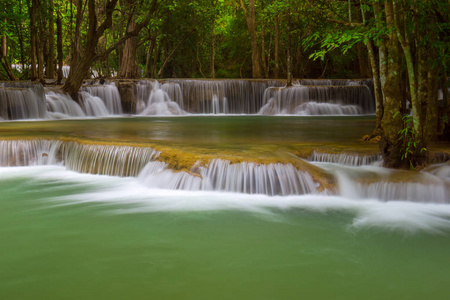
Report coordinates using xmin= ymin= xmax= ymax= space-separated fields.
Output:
xmin=0 ymin=115 xmax=376 ymax=145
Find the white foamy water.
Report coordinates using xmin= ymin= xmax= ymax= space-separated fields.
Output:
xmin=1 ymin=165 xmax=450 ymax=234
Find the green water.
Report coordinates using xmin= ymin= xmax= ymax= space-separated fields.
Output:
xmin=1 ymin=167 xmax=449 ymax=300
xmin=0 ymin=115 xmax=375 ymax=144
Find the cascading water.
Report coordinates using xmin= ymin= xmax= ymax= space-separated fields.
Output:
xmin=0 ymin=82 xmax=46 ymax=120
xmin=309 ymin=151 xmax=382 ymax=166
xmin=140 ymin=81 xmax=185 ymax=116
xmin=138 ymin=159 xmax=317 ymax=196
xmin=1 ymin=138 xmax=448 ymax=202
xmin=0 ymin=139 xmax=160 ymax=177
xmin=0 ymin=79 xmax=376 ymax=119
xmin=82 ymin=83 xmax=123 ymax=114
xmin=259 ymin=83 xmax=374 ymax=115
xmin=78 ymin=92 xmax=110 ymax=117
xmin=46 ymin=92 xmax=86 ymax=118
xmin=162 ymin=79 xmax=284 ymax=114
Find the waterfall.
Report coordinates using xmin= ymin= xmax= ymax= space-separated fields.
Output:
xmin=0 ymin=139 xmax=160 ymax=177
xmin=82 ymin=83 xmax=123 ymax=114
xmin=309 ymin=151 xmax=382 ymax=166
xmin=0 ymin=82 xmax=46 ymax=120
xmin=46 ymin=92 xmax=86 ymax=118
xmin=140 ymin=81 xmax=185 ymax=116
xmin=61 ymin=141 xmax=161 ymax=176
xmin=161 ymin=79 xmax=284 ymax=114
xmin=138 ymin=159 xmax=318 ymax=196
xmin=318 ymin=163 xmax=450 ymax=203
xmin=0 ymin=79 xmax=376 ymax=118
xmin=1 ymin=138 xmax=449 ymax=201
xmin=259 ymin=84 xmax=374 ymax=115
xmin=79 ymin=92 xmax=110 ymax=117
xmin=0 ymin=139 xmax=62 ymax=166
xmin=336 ymin=171 xmax=449 ymax=203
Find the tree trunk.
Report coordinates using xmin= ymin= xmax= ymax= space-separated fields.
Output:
xmin=211 ymin=20 xmax=215 ymax=78
xmin=379 ymin=2 xmax=405 ymax=168
xmin=366 ymin=40 xmax=383 ymax=131
xmin=239 ymin=0 xmax=263 ymax=78
xmin=29 ymin=0 xmax=38 ymax=80
xmin=63 ymin=0 xmax=154 ymax=98
xmin=47 ymin=0 xmax=55 ymax=79
xmin=118 ymin=20 xmax=138 ymax=78
xmin=145 ymin=31 xmax=156 ymax=78
xmin=0 ymin=33 xmax=18 ymax=81
xmin=274 ymin=15 xmax=279 ymax=79
xmin=286 ymin=3 xmax=292 ymax=86
xmin=260 ymin=0 xmax=267 ymax=77
xmin=380 ymin=36 xmax=404 ymax=168
xmin=360 ymin=1 xmax=381 ymax=131
xmin=37 ymin=2 xmax=45 ymax=81
xmin=57 ymin=13 xmax=63 ymax=84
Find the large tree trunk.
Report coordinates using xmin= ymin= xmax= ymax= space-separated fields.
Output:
xmin=0 ymin=32 xmax=18 ymax=81
xmin=57 ymin=13 xmax=63 ymax=84
xmin=29 ymin=0 xmax=38 ymax=80
xmin=211 ymin=20 xmax=215 ymax=78
xmin=118 ymin=20 xmax=138 ymax=78
xmin=380 ymin=36 xmax=404 ymax=168
xmin=286 ymin=3 xmax=292 ymax=86
xmin=37 ymin=3 xmax=45 ymax=81
xmin=63 ymin=0 xmax=154 ymax=99
xmin=379 ymin=2 xmax=405 ymax=168
xmin=145 ymin=31 xmax=156 ymax=78
xmin=239 ymin=0 xmax=263 ymax=78
xmin=366 ymin=40 xmax=383 ymax=132
xmin=47 ymin=0 xmax=55 ymax=79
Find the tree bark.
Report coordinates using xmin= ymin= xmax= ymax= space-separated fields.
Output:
xmin=286 ymin=2 xmax=292 ymax=86
xmin=239 ymin=0 xmax=263 ymax=78
xmin=379 ymin=2 xmax=406 ymax=168
xmin=0 ymin=33 xmax=18 ymax=81
xmin=37 ymin=1 xmax=45 ymax=81
xmin=211 ymin=19 xmax=215 ymax=78
xmin=118 ymin=20 xmax=138 ymax=78
xmin=145 ymin=30 xmax=156 ymax=78
xmin=28 ymin=0 xmax=38 ymax=80
xmin=47 ymin=0 xmax=55 ymax=79
xmin=57 ymin=13 xmax=63 ymax=84
xmin=63 ymin=0 xmax=153 ymax=99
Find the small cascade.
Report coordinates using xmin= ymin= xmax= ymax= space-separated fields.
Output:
xmin=62 ymin=66 xmax=71 ymax=78
xmin=135 ymin=80 xmax=155 ymax=114
xmin=0 ymin=138 xmax=160 ymax=177
xmin=138 ymin=159 xmax=318 ymax=196
xmin=337 ymin=173 xmax=449 ymax=203
xmin=79 ymin=92 xmax=110 ymax=117
xmin=294 ymin=102 xmax=362 ymax=115
xmin=0 ymin=139 xmax=62 ymax=166
xmin=61 ymin=141 xmax=161 ymax=176
xmin=46 ymin=92 xmax=86 ymax=118
xmin=318 ymin=163 xmax=450 ymax=203
xmin=82 ymin=83 xmax=123 ymax=114
xmin=140 ymin=81 xmax=185 ymax=116
xmin=162 ymin=79 xmax=284 ymax=114
xmin=161 ymin=82 xmax=184 ymax=110
xmin=259 ymin=84 xmax=374 ymax=115
xmin=309 ymin=151 xmax=382 ymax=166
xmin=0 ymin=82 xmax=46 ymax=120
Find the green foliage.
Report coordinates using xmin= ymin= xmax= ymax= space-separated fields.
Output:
xmin=394 ymin=112 xmax=427 ymax=169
